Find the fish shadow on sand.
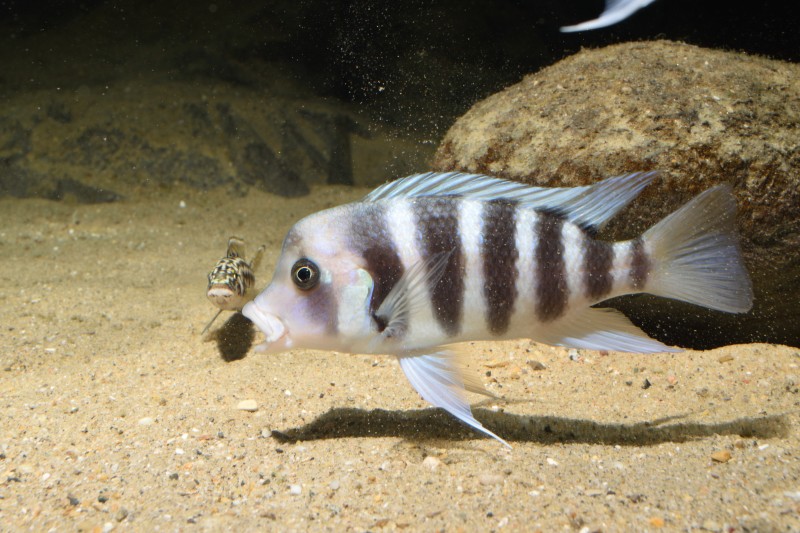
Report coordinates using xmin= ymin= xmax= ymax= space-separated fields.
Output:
xmin=205 ymin=312 xmax=255 ymax=362
xmin=272 ymin=406 xmax=790 ymax=446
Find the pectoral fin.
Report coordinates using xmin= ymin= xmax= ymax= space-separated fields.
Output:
xmin=398 ymin=351 xmax=510 ymax=448
xmin=371 ymin=251 xmax=452 ymax=345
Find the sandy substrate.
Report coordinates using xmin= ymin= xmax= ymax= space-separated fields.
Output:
xmin=1 ymin=185 xmax=798 ymax=531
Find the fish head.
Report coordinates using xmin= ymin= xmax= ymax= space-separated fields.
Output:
xmin=207 ymin=256 xmax=252 ymax=310
xmin=243 ymin=206 xmax=374 ymax=353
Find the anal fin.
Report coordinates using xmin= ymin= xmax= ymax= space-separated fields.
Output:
xmin=534 ymin=307 xmax=680 ymax=353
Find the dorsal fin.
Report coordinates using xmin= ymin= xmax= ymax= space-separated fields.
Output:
xmin=226 ymin=237 xmax=246 ymax=259
xmin=364 ymin=171 xmax=657 ymax=232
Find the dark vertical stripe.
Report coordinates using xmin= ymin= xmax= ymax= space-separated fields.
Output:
xmin=630 ymin=238 xmax=650 ymax=290
xmin=349 ymin=205 xmax=405 ymax=331
xmin=482 ymin=200 xmax=519 ymax=335
xmin=535 ymin=213 xmax=569 ymax=322
xmin=412 ymin=197 xmax=464 ymax=337
xmin=583 ymin=236 xmax=614 ymax=300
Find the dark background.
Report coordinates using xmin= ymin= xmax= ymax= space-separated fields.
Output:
xmin=1 ymin=0 xmax=798 ymax=136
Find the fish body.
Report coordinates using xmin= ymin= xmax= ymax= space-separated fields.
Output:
xmin=243 ymin=172 xmax=752 ymax=446
xmin=561 ymin=0 xmax=658 ymax=32
xmin=204 ymin=237 xmax=265 ymax=333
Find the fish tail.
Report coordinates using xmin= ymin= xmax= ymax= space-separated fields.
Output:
xmin=641 ymin=185 xmax=753 ymax=313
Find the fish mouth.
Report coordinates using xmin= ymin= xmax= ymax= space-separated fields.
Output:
xmin=207 ymin=286 xmax=241 ymax=310
xmin=242 ymin=301 xmax=289 ymax=352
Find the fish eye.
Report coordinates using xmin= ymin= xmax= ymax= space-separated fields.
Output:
xmin=291 ymin=258 xmax=320 ymax=291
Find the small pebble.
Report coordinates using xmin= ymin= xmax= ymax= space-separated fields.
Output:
xmin=484 ymin=359 xmax=509 ymax=369
xmin=568 ymin=349 xmax=580 ymax=361
xmin=237 ymin=400 xmax=258 ymax=412
xmin=546 ymin=457 xmax=559 ymax=466
xmin=783 ymin=490 xmax=800 ymax=502
xmin=138 ymin=417 xmax=154 ymax=426
xmin=526 ymin=360 xmax=547 ymax=371
xmin=711 ymin=450 xmax=732 ymax=463
xmin=718 ymin=354 xmax=734 ymax=363
xmin=289 ymin=484 xmax=302 ymax=495
xmin=329 ymin=480 xmax=340 ymax=491
xmin=422 ymin=456 xmax=442 ymax=471
xmin=103 ymin=522 xmax=114 ymax=533
xmin=478 ymin=474 xmax=503 ymax=486
xmin=649 ymin=516 xmax=665 ymax=527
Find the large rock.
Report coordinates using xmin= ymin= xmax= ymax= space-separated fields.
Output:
xmin=434 ymin=41 xmax=800 ymax=349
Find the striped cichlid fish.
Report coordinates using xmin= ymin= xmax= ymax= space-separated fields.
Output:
xmin=203 ymin=237 xmax=265 ymax=334
xmin=242 ymin=172 xmax=753 ymax=446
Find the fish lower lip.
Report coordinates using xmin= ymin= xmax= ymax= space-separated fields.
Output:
xmin=242 ymin=301 xmax=287 ymax=345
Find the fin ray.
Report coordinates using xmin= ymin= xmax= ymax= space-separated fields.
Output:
xmin=398 ymin=351 xmax=510 ymax=447
xmin=643 ymin=185 xmax=753 ymax=313
xmin=560 ymin=0 xmax=657 ymax=32
xmin=371 ymin=251 xmax=452 ymax=346
xmin=364 ymin=171 xmax=657 ymax=232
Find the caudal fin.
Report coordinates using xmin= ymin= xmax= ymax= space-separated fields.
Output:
xmin=643 ymin=185 xmax=753 ymax=313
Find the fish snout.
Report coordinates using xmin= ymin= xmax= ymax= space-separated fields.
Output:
xmin=207 ymin=285 xmax=243 ymax=310
xmin=242 ymin=301 xmax=289 ymax=351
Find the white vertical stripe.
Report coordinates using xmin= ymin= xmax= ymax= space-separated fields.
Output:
xmin=386 ymin=199 xmax=421 ymax=269
xmin=508 ymin=209 xmax=538 ymax=336
xmin=610 ymin=240 xmax=634 ymax=295
xmin=384 ymin=199 xmax=442 ymax=348
xmin=458 ymin=200 xmax=486 ymax=335
xmin=561 ymin=222 xmax=586 ymax=307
